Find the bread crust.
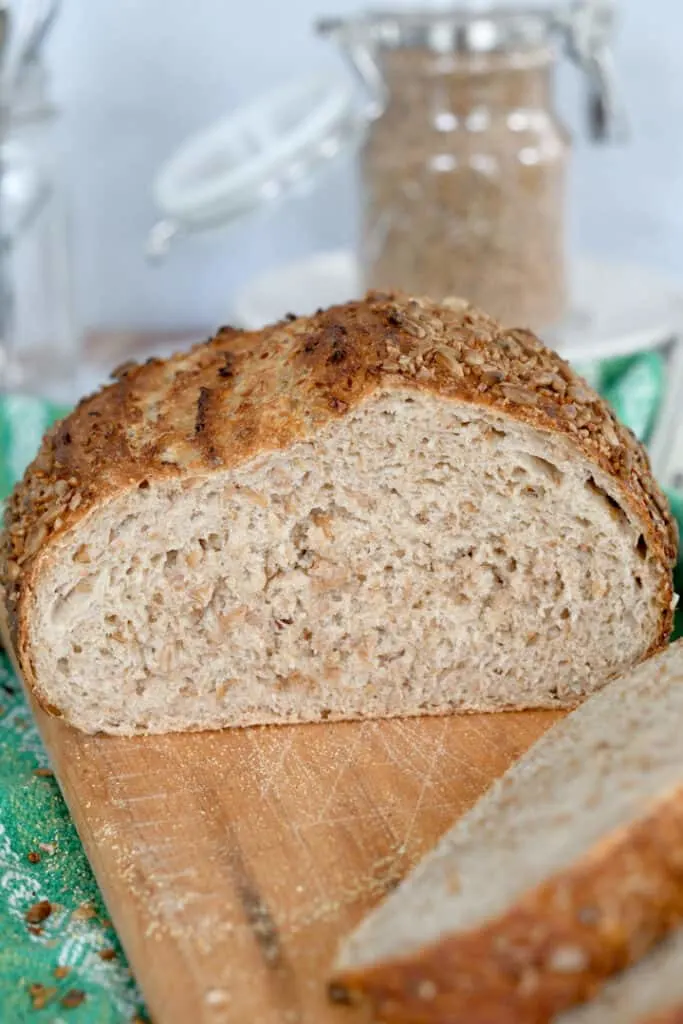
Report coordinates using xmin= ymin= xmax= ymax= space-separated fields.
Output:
xmin=642 ymin=1009 xmax=683 ymax=1024
xmin=0 ymin=292 xmax=676 ymax=716
xmin=330 ymin=786 xmax=683 ymax=1024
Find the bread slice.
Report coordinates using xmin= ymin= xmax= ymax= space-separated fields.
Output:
xmin=331 ymin=640 xmax=683 ymax=1024
xmin=556 ymin=929 xmax=683 ymax=1024
xmin=0 ymin=293 xmax=675 ymax=734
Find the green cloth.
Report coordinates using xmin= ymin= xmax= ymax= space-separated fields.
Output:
xmin=0 ymin=358 xmax=680 ymax=1022
xmin=0 ymin=663 xmax=147 ymax=1023
xmin=582 ymin=352 xmax=683 ymax=640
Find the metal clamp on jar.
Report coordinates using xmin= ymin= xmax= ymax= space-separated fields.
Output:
xmin=319 ymin=3 xmax=624 ymax=331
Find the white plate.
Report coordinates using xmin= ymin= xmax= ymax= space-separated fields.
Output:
xmin=232 ymin=252 xmax=683 ymax=362
xmin=547 ymin=259 xmax=683 ymax=362
xmin=232 ymin=250 xmax=361 ymax=329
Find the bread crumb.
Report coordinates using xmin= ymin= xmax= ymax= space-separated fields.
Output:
xmin=71 ymin=902 xmax=96 ymax=921
xmin=25 ymin=900 xmax=52 ymax=924
xmin=28 ymin=983 xmax=57 ymax=1010
xmin=60 ymin=988 xmax=86 ymax=1009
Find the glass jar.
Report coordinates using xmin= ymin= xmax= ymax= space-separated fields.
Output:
xmin=0 ymin=59 xmax=78 ymax=399
xmin=320 ymin=5 xmax=621 ymax=331
xmin=365 ymin=43 xmax=568 ymax=328
xmin=146 ymin=72 xmax=365 ymax=328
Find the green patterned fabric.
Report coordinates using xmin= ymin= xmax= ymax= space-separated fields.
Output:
xmin=0 ymin=355 xmax=680 ymax=1021
xmin=573 ymin=352 xmax=666 ymax=444
xmin=0 ymin=659 xmax=146 ymax=1022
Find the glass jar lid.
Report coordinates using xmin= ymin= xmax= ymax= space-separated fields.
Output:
xmin=147 ymin=74 xmax=364 ymax=258
xmin=318 ymin=7 xmax=557 ymax=56
xmin=319 ymin=2 xmax=625 ymax=143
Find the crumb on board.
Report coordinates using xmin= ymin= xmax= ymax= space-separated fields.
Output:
xmin=27 ymin=851 xmax=41 ymax=864
xmin=71 ymin=901 xmax=96 ymax=921
xmin=98 ymin=948 xmax=116 ymax=961
xmin=54 ymin=965 xmax=71 ymax=979
xmin=33 ymin=767 xmax=54 ymax=778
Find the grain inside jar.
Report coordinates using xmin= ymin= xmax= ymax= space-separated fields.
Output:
xmin=362 ymin=46 xmax=569 ymax=330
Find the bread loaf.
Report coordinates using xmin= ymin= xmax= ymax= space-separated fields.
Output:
xmin=332 ymin=640 xmax=683 ymax=1024
xmin=556 ymin=928 xmax=683 ymax=1024
xmin=0 ymin=293 xmax=676 ymax=734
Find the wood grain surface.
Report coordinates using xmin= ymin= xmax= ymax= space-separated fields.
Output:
xmin=26 ymin=706 xmax=562 ymax=1024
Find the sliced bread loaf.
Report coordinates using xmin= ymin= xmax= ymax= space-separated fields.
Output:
xmin=332 ymin=639 xmax=683 ymax=1024
xmin=556 ymin=928 xmax=683 ymax=1024
xmin=0 ymin=293 xmax=675 ymax=734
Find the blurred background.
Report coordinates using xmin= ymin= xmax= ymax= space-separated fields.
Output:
xmin=2 ymin=0 xmax=683 ymax=491
xmin=45 ymin=0 xmax=681 ymax=329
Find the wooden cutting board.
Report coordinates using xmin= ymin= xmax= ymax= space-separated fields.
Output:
xmin=21 ymin=701 xmax=560 ymax=1024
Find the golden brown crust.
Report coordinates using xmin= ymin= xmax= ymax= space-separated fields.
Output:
xmin=642 ymin=1009 xmax=683 ymax=1024
xmin=0 ymin=292 xmax=676 ymax=708
xmin=330 ymin=786 xmax=683 ymax=1024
